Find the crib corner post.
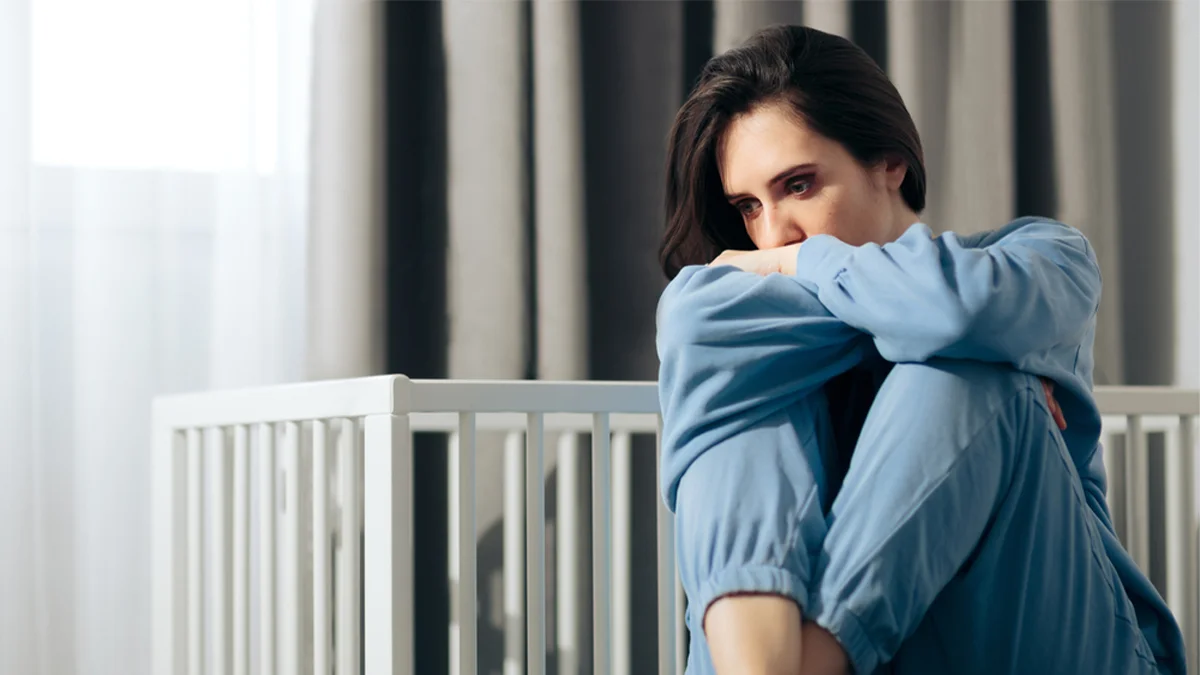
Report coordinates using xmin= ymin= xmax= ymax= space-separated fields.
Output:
xmin=151 ymin=414 xmax=185 ymax=675
xmin=363 ymin=381 xmax=414 ymax=675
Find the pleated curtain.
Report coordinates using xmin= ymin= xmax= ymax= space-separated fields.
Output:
xmin=306 ymin=1 xmax=1189 ymax=671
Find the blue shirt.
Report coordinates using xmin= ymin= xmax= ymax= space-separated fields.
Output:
xmin=656 ymin=216 xmax=1183 ymax=665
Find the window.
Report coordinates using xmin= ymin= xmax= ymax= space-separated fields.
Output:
xmin=31 ymin=0 xmax=279 ymax=173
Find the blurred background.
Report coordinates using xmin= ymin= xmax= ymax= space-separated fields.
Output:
xmin=1 ymin=0 xmax=1197 ymax=673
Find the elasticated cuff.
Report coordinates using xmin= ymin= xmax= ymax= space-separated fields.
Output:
xmin=692 ymin=565 xmax=811 ymax=629
xmin=812 ymin=603 xmax=885 ymax=675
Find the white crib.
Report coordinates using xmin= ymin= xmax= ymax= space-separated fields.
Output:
xmin=151 ymin=376 xmax=1199 ymax=675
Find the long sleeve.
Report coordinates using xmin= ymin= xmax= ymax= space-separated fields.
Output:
xmin=657 ymin=265 xmax=870 ymax=508
xmin=791 ymin=218 xmax=1102 ymax=369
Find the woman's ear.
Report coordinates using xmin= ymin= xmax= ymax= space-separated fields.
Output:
xmin=883 ymin=155 xmax=908 ymax=191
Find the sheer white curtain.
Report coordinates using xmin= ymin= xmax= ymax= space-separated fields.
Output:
xmin=0 ymin=1 xmax=316 ymax=673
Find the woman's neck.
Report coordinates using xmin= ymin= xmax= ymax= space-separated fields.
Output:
xmin=887 ymin=203 xmax=923 ymax=242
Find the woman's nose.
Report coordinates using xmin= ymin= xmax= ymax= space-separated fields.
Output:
xmin=759 ymin=206 xmax=804 ymax=249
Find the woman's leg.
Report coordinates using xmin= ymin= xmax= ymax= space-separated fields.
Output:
xmin=807 ymin=360 xmax=1159 ymax=674
xmin=674 ymin=395 xmax=840 ymax=674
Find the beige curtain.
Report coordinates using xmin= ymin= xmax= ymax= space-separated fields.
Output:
xmin=1173 ymin=0 xmax=1200 ymax=389
xmin=307 ymin=0 xmax=386 ymax=380
xmin=533 ymin=0 xmax=588 ymax=382
xmin=714 ymin=0 xmax=807 ymax=52
xmin=1047 ymin=0 xmax=1125 ymax=385
xmin=889 ymin=0 xmax=1015 ymax=238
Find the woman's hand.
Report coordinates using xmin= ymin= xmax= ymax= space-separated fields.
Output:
xmin=710 ymin=244 xmax=802 ymax=275
xmin=1040 ymin=377 xmax=1067 ymax=430
xmin=709 ymin=249 xmax=776 ymax=275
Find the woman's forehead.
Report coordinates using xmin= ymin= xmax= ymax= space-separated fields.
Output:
xmin=718 ymin=106 xmax=837 ymax=191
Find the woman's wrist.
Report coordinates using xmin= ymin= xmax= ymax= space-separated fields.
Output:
xmin=776 ymin=243 xmax=802 ymax=275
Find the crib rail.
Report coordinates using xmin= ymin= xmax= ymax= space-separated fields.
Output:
xmin=1095 ymin=387 xmax=1199 ymax=675
xmin=152 ymin=378 xmax=1199 ymax=675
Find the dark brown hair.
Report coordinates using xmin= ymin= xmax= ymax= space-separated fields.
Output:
xmin=660 ymin=25 xmax=926 ymax=278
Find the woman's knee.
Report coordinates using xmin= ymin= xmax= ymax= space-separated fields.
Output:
xmin=873 ymin=359 xmax=1035 ymax=433
xmin=879 ymin=360 xmax=1033 ymax=413
xmin=810 ymin=363 xmax=1052 ymax=673
xmin=847 ymin=359 xmax=1043 ymax=481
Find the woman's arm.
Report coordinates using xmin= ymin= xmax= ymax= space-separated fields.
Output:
xmin=786 ymin=218 xmax=1101 ymax=367
xmin=657 ymin=264 xmax=870 ymax=507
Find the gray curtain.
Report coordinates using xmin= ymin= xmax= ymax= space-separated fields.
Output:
xmin=399 ymin=0 xmax=1182 ymax=391
xmin=366 ymin=1 xmax=1184 ymax=672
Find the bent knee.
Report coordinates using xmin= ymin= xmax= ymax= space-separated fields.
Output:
xmin=878 ymin=359 xmax=1037 ymax=419
xmin=859 ymin=360 xmax=1045 ymax=467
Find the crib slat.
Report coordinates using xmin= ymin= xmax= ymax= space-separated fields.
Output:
xmin=362 ymin=415 xmax=415 ymax=672
xmin=1186 ymin=415 xmax=1198 ymax=675
xmin=257 ymin=424 xmax=276 ymax=675
xmin=232 ymin=425 xmax=249 ymax=675
xmin=503 ymin=431 xmax=525 ymax=675
xmin=675 ymin=557 xmax=687 ymax=673
xmin=556 ymin=433 xmax=582 ymax=675
xmin=1166 ymin=415 xmax=1198 ymax=673
xmin=496 ymin=427 xmax=525 ymax=672
xmin=655 ymin=415 xmax=677 ymax=675
xmin=186 ymin=429 xmax=204 ymax=675
xmin=1125 ymin=415 xmax=1151 ymax=571
xmin=448 ymin=432 xmax=458 ymax=675
xmin=457 ymin=414 xmax=478 ymax=675
xmin=280 ymin=421 xmax=301 ymax=675
xmin=313 ymin=421 xmax=331 ymax=675
xmin=612 ymin=431 xmax=632 ymax=675
xmin=593 ymin=413 xmax=612 ymax=675
xmin=212 ymin=429 xmax=231 ymax=675
xmin=336 ymin=419 xmax=362 ymax=675
xmin=527 ymin=415 xmax=547 ymax=675
xmin=1100 ymin=425 xmax=1123 ymax=534
xmin=363 ymin=413 xmax=415 ymax=675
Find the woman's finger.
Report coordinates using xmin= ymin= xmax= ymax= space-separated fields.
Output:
xmin=1050 ymin=396 xmax=1067 ymax=430
xmin=1040 ymin=377 xmax=1067 ymax=431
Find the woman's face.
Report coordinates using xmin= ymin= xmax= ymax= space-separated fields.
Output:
xmin=716 ymin=102 xmax=915 ymax=250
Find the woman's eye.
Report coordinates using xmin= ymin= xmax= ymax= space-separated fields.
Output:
xmin=786 ymin=177 xmax=813 ymax=195
xmin=736 ymin=201 xmax=759 ymax=216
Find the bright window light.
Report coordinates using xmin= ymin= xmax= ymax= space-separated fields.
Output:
xmin=32 ymin=0 xmax=278 ymax=173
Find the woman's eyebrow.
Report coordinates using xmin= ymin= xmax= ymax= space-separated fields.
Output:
xmin=725 ymin=163 xmax=818 ymax=201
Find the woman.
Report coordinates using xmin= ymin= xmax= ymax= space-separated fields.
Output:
xmin=656 ymin=25 xmax=1184 ymax=675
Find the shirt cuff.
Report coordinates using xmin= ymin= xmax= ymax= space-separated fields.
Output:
xmin=793 ymin=234 xmax=855 ymax=290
